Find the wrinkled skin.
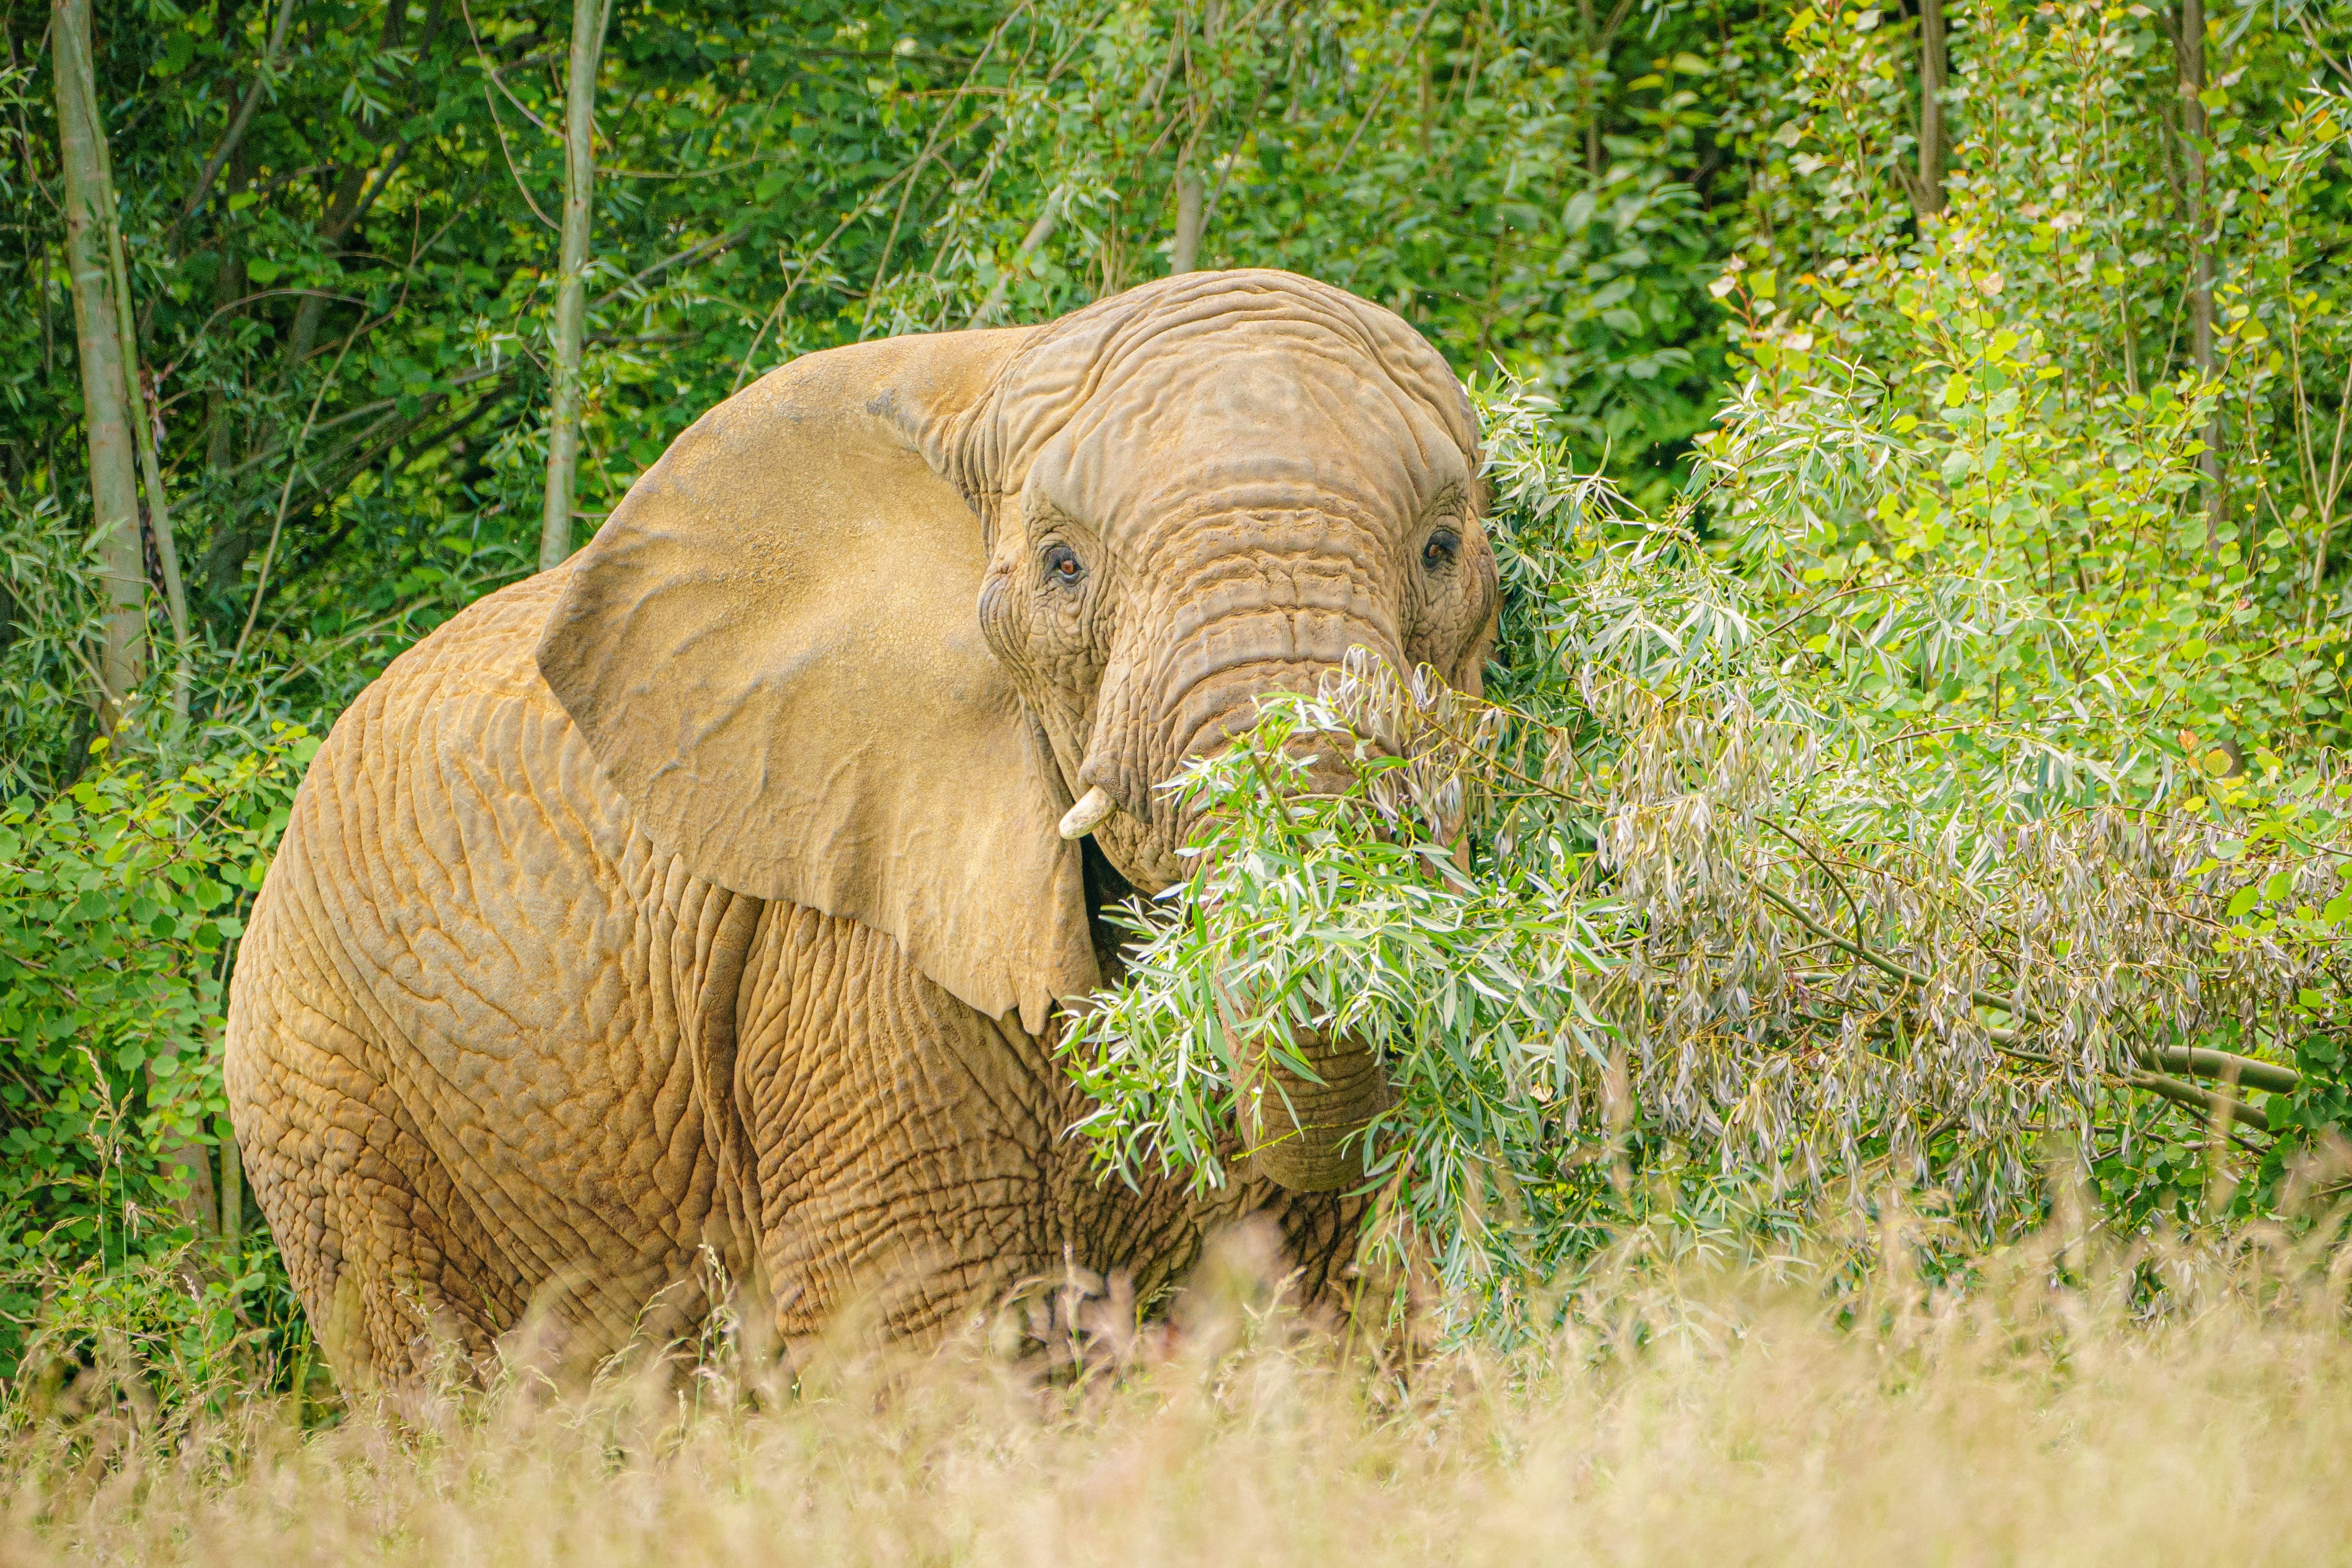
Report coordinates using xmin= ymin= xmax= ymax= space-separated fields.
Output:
xmin=226 ymin=270 xmax=1496 ymax=1387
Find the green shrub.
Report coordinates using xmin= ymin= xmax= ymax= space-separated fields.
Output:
xmin=1066 ymin=372 xmax=2352 ymax=1338
xmin=0 ymin=730 xmax=312 ymax=1371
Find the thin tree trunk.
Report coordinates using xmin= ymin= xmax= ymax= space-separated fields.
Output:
xmin=101 ymin=185 xmax=192 ymax=732
xmin=51 ymin=0 xmax=145 ymax=728
xmin=2179 ymin=0 xmax=2224 ymax=544
xmin=1581 ymin=0 xmax=1600 ymax=177
xmin=1916 ymin=0 xmax=1946 ymax=217
xmin=218 ymin=1129 xmax=242 ymax=1241
xmin=59 ymin=0 xmax=208 ymax=1231
xmin=973 ymin=196 xmax=1062 ymax=323
xmin=151 ymin=1061 xmax=218 ymax=1239
xmin=541 ymin=0 xmax=610 ymax=574
xmin=180 ymin=0 xmax=298 ymax=223
xmin=1169 ymin=6 xmax=1216 ymax=279
xmin=1417 ymin=34 xmax=1434 ymax=157
xmin=1170 ymin=160 xmax=1206 ymax=274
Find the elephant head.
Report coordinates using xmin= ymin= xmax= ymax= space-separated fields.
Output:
xmin=535 ymin=268 xmax=1496 ymax=1192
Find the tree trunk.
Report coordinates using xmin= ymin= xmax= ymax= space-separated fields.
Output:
xmin=1581 ymin=0 xmax=1601 ymax=178
xmin=218 ymin=1129 xmax=242 ymax=1242
xmin=101 ymin=181 xmax=192 ymax=732
xmin=541 ymin=0 xmax=609 ymax=574
xmin=2179 ymin=0 xmax=2225 ymax=544
xmin=1170 ymin=160 xmax=1206 ymax=274
xmin=973 ymin=197 xmax=1062 ymax=323
xmin=51 ymin=0 xmax=145 ymax=727
xmin=1916 ymin=0 xmax=1947 ymax=217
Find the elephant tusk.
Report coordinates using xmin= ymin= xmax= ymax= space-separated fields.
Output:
xmin=1058 ymin=785 xmax=1118 ymax=840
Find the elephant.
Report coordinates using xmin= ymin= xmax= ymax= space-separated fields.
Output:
xmin=223 ymin=267 xmax=1498 ymax=1388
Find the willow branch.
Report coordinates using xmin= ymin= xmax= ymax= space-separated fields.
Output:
xmin=2128 ymin=1068 xmax=2271 ymax=1135
xmin=2136 ymin=1043 xmax=2300 ymax=1097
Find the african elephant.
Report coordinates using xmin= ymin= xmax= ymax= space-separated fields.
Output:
xmin=224 ymin=268 xmax=1497 ymax=1387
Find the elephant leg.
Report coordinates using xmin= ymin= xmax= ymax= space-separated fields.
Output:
xmin=724 ymin=900 xmax=1370 ymax=1354
xmin=1039 ymin=1067 xmax=1371 ymax=1332
xmin=228 ymin=908 xmax=516 ymax=1387
xmin=729 ymin=903 xmax=1069 ymax=1347
xmin=230 ymin=576 xmax=774 ymax=1392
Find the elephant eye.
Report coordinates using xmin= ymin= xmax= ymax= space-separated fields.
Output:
xmin=1423 ymin=528 xmax=1460 ymax=572
xmin=1043 ymin=543 xmax=1085 ymax=588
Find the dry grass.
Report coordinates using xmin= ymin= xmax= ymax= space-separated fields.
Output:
xmin=7 ymin=1218 xmax=2352 ymax=1567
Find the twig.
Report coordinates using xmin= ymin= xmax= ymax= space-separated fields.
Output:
xmin=176 ymin=0 xmax=299 ymax=227
xmin=1330 ymin=0 xmax=1444 ymax=175
xmin=459 ymin=0 xmax=560 ymax=230
xmin=1753 ymin=881 xmax=2067 ymax=1032
xmin=969 ymin=193 xmax=1063 ymax=325
xmin=1759 ymin=818 xmax=1873 ymax=965
xmin=729 ymin=155 xmax=931 ymax=390
xmin=861 ymin=2 xmax=1035 ymax=334
xmin=592 ymin=225 xmax=751 ymax=309
xmin=229 ymin=323 xmax=365 ymax=670
xmin=226 ymin=363 xmax=507 ymax=467
xmin=1763 ymin=579 xmax=1882 ymax=640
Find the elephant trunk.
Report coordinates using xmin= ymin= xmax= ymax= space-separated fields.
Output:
xmin=1075 ymin=592 xmax=1402 ymax=1191
xmin=1146 ymin=604 xmax=1398 ymax=1192
xmin=1153 ymin=602 xmax=1404 ymax=840
xmin=1237 ymin=1028 xmax=1388 ymax=1192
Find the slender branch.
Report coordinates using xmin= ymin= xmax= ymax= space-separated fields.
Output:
xmin=230 ymin=324 xmax=365 ymax=671
xmin=861 ymin=2 xmax=1034 ymax=333
xmin=970 ymin=192 xmax=1063 ymax=325
xmin=1758 ymin=817 xmax=1872 ymax=964
xmin=2129 ymin=1068 xmax=2271 ymax=1135
xmin=2137 ymin=1043 xmax=2300 ymax=1097
xmin=728 ymin=149 xmax=940 ymax=389
xmin=591 ymin=225 xmax=750 ymax=309
xmin=228 ymin=363 xmax=506 ymax=469
xmin=177 ymin=0 xmax=299 ymax=226
xmin=460 ymin=0 xmax=561 ymax=230
xmin=1330 ymin=0 xmax=1444 ymax=176
xmin=1764 ymin=579 xmax=1881 ymax=640
xmin=1755 ymin=871 xmax=2298 ymax=1119
xmin=1751 ymin=882 xmax=2053 ymax=1051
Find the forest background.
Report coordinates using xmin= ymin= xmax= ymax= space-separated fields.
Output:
xmin=4 ymin=0 xmax=2352 ymax=1383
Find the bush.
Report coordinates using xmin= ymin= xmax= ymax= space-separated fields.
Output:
xmin=1066 ymin=369 xmax=2352 ymax=1337
xmin=0 ymin=731 xmax=312 ymax=1371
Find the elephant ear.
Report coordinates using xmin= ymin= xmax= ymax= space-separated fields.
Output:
xmin=535 ymin=329 xmax=1096 ymax=1034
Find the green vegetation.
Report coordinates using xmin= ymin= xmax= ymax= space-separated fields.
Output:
xmin=5 ymin=0 xmax=2352 ymax=1425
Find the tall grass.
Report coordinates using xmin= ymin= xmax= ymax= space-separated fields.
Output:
xmin=4 ymin=1203 xmax=2349 ymax=1565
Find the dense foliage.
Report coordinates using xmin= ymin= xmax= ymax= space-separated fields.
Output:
xmin=3 ymin=0 xmax=2351 ymax=1366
